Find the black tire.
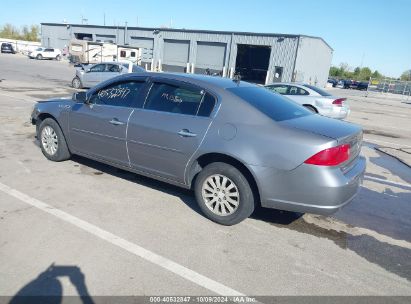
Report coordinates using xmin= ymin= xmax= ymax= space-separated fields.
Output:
xmin=36 ymin=54 xmax=42 ymax=60
xmin=38 ymin=118 xmax=71 ymax=162
xmin=72 ymin=77 xmax=82 ymax=89
xmin=303 ymin=105 xmax=318 ymax=113
xmin=56 ymin=55 xmax=61 ymax=61
xmin=194 ymin=162 xmax=255 ymax=225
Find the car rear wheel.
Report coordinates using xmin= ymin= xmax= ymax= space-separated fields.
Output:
xmin=304 ymin=105 xmax=318 ymax=113
xmin=56 ymin=55 xmax=61 ymax=61
xmin=36 ymin=54 xmax=42 ymax=60
xmin=38 ymin=118 xmax=71 ymax=162
xmin=194 ymin=162 xmax=255 ymax=225
xmin=72 ymin=77 xmax=82 ymax=89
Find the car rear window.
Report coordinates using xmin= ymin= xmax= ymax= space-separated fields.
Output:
xmin=227 ymin=87 xmax=311 ymax=121
xmin=303 ymin=84 xmax=332 ymax=96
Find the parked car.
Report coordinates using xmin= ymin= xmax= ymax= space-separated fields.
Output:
xmin=31 ymin=73 xmax=365 ymax=225
xmin=357 ymin=81 xmax=369 ymax=91
xmin=72 ymin=61 xmax=145 ymax=89
xmin=337 ymin=79 xmax=352 ymax=89
xmin=327 ymin=78 xmax=338 ymax=87
xmin=350 ymin=81 xmax=359 ymax=89
xmin=1 ymin=43 xmax=16 ymax=54
xmin=28 ymin=47 xmax=62 ymax=60
xmin=265 ymin=83 xmax=350 ymax=119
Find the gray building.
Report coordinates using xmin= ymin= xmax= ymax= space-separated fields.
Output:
xmin=41 ymin=22 xmax=333 ymax=86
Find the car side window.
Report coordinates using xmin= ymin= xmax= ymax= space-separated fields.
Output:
xmin=89 ymin=81 xmax=145 ymax=107
xmin=106 ymin=64 xmax=121 ymax=73
xmin=45 ymin=48 xmax=54 ymax=52
xmin=288 ymin=86 xmax=309 ymax=96
xmin=197 ymin=93 xmax=216 ymax=117
xmin=144 ymin=82 xmax=204 ymax=116
xmin=268 ymin=85 xmax=288 ymax=95
xmin=89 ymin=64 xmax=105 ymax=72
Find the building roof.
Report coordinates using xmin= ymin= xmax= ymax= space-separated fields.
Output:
xmin=41 ymin=22 xmax=333 ymax=51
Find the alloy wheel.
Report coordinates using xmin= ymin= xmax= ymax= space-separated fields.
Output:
xmin=201 ymin=174 xmax=240 ymax=216
xmin=41 ymin=126 xmax=58 ymax=156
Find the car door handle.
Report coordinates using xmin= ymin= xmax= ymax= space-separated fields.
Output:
xmin=109 ymin=119 xmax=125 ymax=126
xmin=178 ymin=129 xmax=197 ymax=137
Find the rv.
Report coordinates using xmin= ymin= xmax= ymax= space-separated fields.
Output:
xmin=69 ymin=39 xmax=140 ymax=65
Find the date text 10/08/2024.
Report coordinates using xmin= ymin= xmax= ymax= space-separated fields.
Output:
xmin=149 ymin=296 xmax=257 ymax=303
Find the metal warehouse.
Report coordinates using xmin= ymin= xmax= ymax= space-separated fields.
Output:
xmin=41 ymin=23 xmax=333 ymax=86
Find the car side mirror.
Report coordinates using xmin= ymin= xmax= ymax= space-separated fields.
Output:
xmin=72 ymin=91 xmax=88 ymax=103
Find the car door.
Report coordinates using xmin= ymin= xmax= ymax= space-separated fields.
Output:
xmin=127 ymin=79 xmax=216 ymax=183
xmin=44 ymin=48 xmax=54 ymax=58
xmin=68 ymin=79 xmax=147 ymax=166
xmin=102 ymin=64 xmax=121 ymax=82
xmin=83 ymin=64 xmax=106 ymax=87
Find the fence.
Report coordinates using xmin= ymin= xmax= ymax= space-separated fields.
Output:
xmin=367 ymin=77 xmax=411 ymax=100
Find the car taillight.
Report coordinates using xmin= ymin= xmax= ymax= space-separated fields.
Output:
xmin=304 ymin=144 xmax=350 ymax=166
xmin=332 ymin=98 xmax=346 ymax=107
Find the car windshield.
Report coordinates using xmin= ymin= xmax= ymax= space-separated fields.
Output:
xmin=227 ymin=87 xmax=311 ymax=122
xmin=36 ymin=48 xmax=43 ymax=51
xmin=303 ymin=84 xmax=332 ymax=96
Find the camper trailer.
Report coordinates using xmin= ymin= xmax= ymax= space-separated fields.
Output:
xmin=69 ymin=39 xmax=140 ymax=65
xmin=117 ymin=46 xmax=141 ymax=64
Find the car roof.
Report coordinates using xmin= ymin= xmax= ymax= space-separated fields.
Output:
xmin=266 ymin=82 xmax=308 ymax=86
xmin=116 ymin=72 xmax=256 ymax=90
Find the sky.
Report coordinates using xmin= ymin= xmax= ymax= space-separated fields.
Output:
xmin=1 ymin=0 xmax=410 ymax=77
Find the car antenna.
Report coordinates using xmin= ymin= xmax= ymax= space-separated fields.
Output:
xmin=233 ymin=74 xmax=241 ymax=85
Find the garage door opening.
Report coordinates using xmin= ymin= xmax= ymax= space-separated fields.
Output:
xmin=235 ymin=44 xmax=271 ymax=84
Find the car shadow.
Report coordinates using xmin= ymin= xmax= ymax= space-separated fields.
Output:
xmin=70 ymin=155 xmax=204 ymax=217
xmin=64 ymin=154 xmax=411 ymax=281
xmin=70 ymin=155 xmax=304 ymax=226
xmin=8 ymin=264 xmax=94 ymax=304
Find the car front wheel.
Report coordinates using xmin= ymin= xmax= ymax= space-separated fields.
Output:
xmin=36 ymin=54 xmax=42 ymax=60
xmin=72 ymin=77 xmax=82 ymax=89
xmin=194 ymin=162 xmax=255 ymax=225
xmin=38 ymin=118 xmax=71 ymax=162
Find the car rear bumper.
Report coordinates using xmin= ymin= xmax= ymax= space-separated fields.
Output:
xmin=319 ymin=106 xmax=350 ymax=120
xmin=251 ymin=155 xmax=366 ymax=215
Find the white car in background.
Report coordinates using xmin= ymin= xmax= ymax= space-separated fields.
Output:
xmin=72 ymin=61 xmax=145 ymax=89
xmin=28 ymin=47 xmax=62 ymax=60
xmin=265 ymin=83 xmax=350 ymax=119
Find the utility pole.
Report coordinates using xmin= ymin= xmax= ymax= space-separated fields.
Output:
xmin=360 ymin=52 xmax=365 ymax=69
xmin=103 ymin=13 xmax=106 ymax=26
xmin=124 ymin=21 xmax=128 ymax=45
xmin=81 ymin=15 xmax=88 ymax=25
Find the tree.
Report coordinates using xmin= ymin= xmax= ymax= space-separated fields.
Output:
xmin=0 ymin=23 xmax=40 ymax=41
xmin=400 ymin=70 xmax=411 ymax=81
xmin=0 ymin=23 xmax=19 ymax=39
xmin=359 ymin=67 xmax=372 ymax=81
xmin=329 ymin=66 xmax=340 ymax=77
xmin=372 ymin=70 xmax=382 ymax=79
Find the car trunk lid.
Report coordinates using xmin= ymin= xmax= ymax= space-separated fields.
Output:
xmin=279 ymin=114 xmax=363 ymax=166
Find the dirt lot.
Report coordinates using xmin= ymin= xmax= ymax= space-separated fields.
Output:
xmin=0 ymin=54 xmax=410 ymax=298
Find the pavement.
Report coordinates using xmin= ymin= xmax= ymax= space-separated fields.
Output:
xmin=0 ymin=53 xmax=411 ymax=298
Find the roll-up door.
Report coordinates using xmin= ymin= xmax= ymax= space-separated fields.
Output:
xmin=163 ymin=39 xmax=189 ymax=66
xmin=196 ymin=42 xmax=226 ymax=70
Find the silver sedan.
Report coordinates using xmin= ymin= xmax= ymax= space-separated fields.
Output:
xmin=32 ymin=73 xmax=365 ymax=225
xmin=72 ymin=62 xmax=145 ymax=89
xmin=265 ymin=82 xmax=350 ymax=119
